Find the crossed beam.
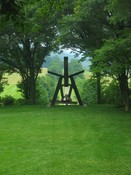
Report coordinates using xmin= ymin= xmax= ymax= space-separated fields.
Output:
xmin=48 ymin=57 xmax=84 ymax=106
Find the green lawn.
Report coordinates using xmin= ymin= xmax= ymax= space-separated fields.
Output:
xmin=0 ymin=105 xmax=131 ymax=175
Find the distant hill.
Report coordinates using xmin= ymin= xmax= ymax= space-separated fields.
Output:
xmin=43 ymin=49 xmax=91 ymax=70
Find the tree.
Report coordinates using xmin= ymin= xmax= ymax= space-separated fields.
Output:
xmin=0 ymin=0 xmax=24 ymax=19
xmin=59 ymin=0 xmax=131 ymax=109
xmin=59 ymin=0 xmax=110 ymax=104
xmin=0 ymin=0 xmax=64 ymax=104
xmin=92 ymin=34 xmax=131 ymax=111
xmin=106 ymin=0 xmax=131 ymax=25
xmin=91 ymin=0 xmax=131 ymax=111
xmin=59 ymin=0 xmax=108 ymax=52
xmin=0 ymin=0 xmax=24 ymax=96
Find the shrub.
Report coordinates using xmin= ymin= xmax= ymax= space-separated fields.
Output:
xmin=102 ymin=79 xmax=123 ymax=107
xmin=1 ymin=95 xmax=15 ymax=106
xmin=76 ymin=78 xmax=97 ymax=105
xmin=82 ymin=78 xmax=97 ymax=104
xmin=15 ymin=98 xmax=25 ymax=105
xmin=36 ymin=75 xmax=56 ymax=104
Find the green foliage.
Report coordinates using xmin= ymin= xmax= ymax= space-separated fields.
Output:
xmin=102 ymin=79 xmax=123 ymax=107
xmin=48 ymin=58 xmax=63 ymax=74
xmin=0 ymin=95 xmax=15 ymax=106
xmin=92 ymin=31 xmax=131 ymax=111
xmin=76 ymin=76 xmax=124 ymax=106
xmin=82 ymin=78 xmax=97 ymax=105
xmin=0 ymin=0 xmax=25 ymax=22
xmin=92 ymin=34 xmax=131 ymax=76
xmin=76 ymin=77 xmax=97 ymax=105
xmin=36 ymin=75 xmax=56 ymax=104
xmin=107 ymin=0 xmax=131 ymax=24
xmin=0 ymin=0 xmax=65 ymax=104
xmin=59 ymin=0 xmax=108 ymax=54
xmin=15 ymin=98 xmax=25 ymax=105
xmin=69 ymin=59 xmax=84 ymax=78
xmin=0 ymin=65 xmax=8 ymax=94
xmin=0 ymin=78 xmax=6 ymax=94
xmin=58 ymin=0 xmax=131 ymax=109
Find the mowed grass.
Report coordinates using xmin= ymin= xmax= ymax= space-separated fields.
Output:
xmin=0 ymin=105 xmax=131 ymax=175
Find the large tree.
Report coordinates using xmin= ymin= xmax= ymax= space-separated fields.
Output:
xmin=59 ymin=0 xmax=110 ymax=103
xmin=59 ymin=0 xmax=131 ymax=110
xmin=92 ymin=0 xmax=131 ymax=111
xmin=92 ymin=35 xmax=131 ymax=111
xmin=0 ymin=0 xmax=64 ymax=104
xmin=90 ymin=0 xmax=131 ymax=110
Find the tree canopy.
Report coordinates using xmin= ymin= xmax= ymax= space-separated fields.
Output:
xmin=0 ymin=0 xmax=65 ymax=104
xmin=58 ymin=0 xmax=131 ymax=110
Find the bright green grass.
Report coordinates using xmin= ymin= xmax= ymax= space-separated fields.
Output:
xmin=0 ymin=105 xmax=131 ymax=175
xmin=1 ymin=84 xmax=22 ymax=99
xmin=1 ymin=68 xmax=48 ymax=99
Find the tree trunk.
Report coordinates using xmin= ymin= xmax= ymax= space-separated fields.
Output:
xmin=30 ymin=74 xmax=36 ymax=104
xmin=24 ymin=78 xmax=30 ymax=101
xmin=118 ymin=73 xmax=129 ymax=111
xmin=22 ymin=72 xmax=36 ymax=104
xmin=96 ymin=72 xmax=101 ymax=104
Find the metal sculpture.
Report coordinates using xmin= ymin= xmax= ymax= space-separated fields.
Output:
xmin=48 ymin=57 xmax=84 ymax=106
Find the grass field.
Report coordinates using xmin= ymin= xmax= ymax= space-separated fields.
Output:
xmin=0 ymin=69 xmax=48 ymax=99
xmin=0 ymin=105 xmax=131 ymax=175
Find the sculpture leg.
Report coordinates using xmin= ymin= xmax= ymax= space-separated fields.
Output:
xmin=69 ymin=86 xmax=72 ymax=98
xmin=60 ymin=86 xmax=64 ymax=101
xmin=70 ymin=76 xmax=83 ymax=106
xmin=51 ymin=77 xmax=63 ymax=106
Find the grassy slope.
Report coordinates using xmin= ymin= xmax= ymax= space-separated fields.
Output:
xmin=1 ymin=84 xmax=22 ymax=99
xmin=1 ymin=69 xmax=48 ymax=99
xmin=0 ymin=105 xmax=131 ymax=175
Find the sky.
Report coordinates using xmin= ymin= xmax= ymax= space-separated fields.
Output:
xmin=45 ymin=48 xmax=91 ymax=70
